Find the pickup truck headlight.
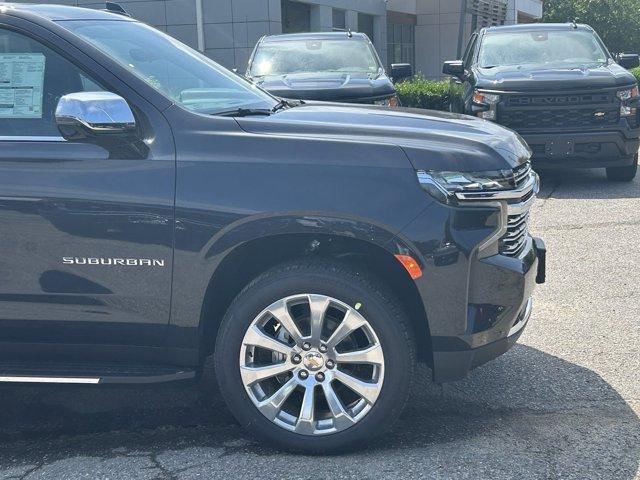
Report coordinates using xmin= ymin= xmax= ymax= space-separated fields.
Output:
xmin=374 ymin=96 xmax=400 ymax=107
xmin=473 ymin=90 xmax=500 ymax=120
xmin=617 ymin=86 xmax=639 ymax=116
xmin=417 ymin=169 xmax=514 ymax=204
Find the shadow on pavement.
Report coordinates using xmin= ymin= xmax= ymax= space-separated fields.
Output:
xmin=0 ymin=345 xmax=637 ymax=479
xmin=536 ymin=166 xmax=640 ymax=200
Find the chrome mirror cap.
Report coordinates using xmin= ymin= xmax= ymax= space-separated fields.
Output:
xmin=55 ymin=92 xmax=136 ymax=137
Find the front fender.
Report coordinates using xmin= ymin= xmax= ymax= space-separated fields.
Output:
xmin=202 ymin=212 xmax=406 ymax=260
xmin=169 ymin=211 xmax=426 ymax=336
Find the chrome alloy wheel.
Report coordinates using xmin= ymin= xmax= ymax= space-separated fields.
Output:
xmin=239 ymin=294 xmax=385 ymax=435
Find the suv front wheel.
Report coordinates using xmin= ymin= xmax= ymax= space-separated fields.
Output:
xmin=214 ymin=259 xmax=415 ymax=453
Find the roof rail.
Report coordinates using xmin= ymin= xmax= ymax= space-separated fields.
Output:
xmin=104 ymin=2 xmax=131 ymax=17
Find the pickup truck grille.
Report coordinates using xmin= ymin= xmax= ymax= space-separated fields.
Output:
xmin=500 ymin=210 xmax=530 ymax=257
xmin=498 ymin=90 xmax=620 ymax=131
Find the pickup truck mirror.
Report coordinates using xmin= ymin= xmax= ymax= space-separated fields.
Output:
xmin=55 ymin=92 xmax=137 ymax=142
xmin=443 ymin=60 xmax=465 ymax=78
xmin=442 ymin=60 xmax=464 ymax=78
xmin=390 ymin=63 xmax=413 ymax=83
xmin=618 ymin=54 xmax=640 ymax=69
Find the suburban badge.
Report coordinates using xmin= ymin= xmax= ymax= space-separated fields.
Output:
xmin=62 ymin=257 xmax=166 ymax=267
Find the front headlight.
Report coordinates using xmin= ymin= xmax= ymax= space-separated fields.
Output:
xmin=374 ymin=96 xmax=400 ymax=107
xmin=617 ymin=86 xmax=639 ymax=116
xmin=473 ymin=90 xmax=500 ymax=120
xmin=417 ymin=169 xmax=515 ymax=204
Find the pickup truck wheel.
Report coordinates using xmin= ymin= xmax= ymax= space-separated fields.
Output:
xmin=606 ymin=156 xmax=638 ymax=182
xmin=214 ymin=260 xmax=415 ymax=453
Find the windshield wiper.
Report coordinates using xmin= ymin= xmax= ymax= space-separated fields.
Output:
xmin=214 ymin=99 xmax=299 ymax=117
xmin=214 ymin=108 xmax=273 ymax=117
xmin=271 ymin=99 xmax=296 ymax=113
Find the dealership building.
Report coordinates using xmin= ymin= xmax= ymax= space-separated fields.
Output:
xmin=22 ymin=0 xmax=543 ymax=77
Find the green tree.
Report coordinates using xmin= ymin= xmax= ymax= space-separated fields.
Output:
xmin=542 ymin=0 xmax=640 ymax=53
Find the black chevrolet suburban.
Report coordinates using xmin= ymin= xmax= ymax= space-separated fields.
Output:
xmin=245 ymin=32 xmax=407 ymax=106
xmin=0 ymin=4 xmax=545 ymax=453
xmin=444 ymin=23 xmax=640 ymax=181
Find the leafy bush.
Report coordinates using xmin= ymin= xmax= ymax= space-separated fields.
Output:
xmin=395 ymin=76 xmax=450 ymax=111
xmin=631 ymin=67 xmax=640 ymax=84
xmin=543 ymin=0 xmax=640 ymax=55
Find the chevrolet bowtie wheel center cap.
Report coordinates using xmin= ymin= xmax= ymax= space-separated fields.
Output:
xmin=303 ymin=351 xmax=325 ymax=371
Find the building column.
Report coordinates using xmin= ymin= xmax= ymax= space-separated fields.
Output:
xmin=310 ymin=5 xmax=333 ymax=32
xmin=195 ymin=0 xmax=204 ymax=51
xmin=506 ymin=0 xmax=517 ymax=24
xmin=345 ymin=10 xmax=358 ymax=32
xmin=373 ymin=15 xmax=387 ymax=66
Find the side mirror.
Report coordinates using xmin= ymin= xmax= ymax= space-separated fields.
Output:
xmin=618 ymin=54 xmax=640 ymax=69
xmin=391 ymin=63 xmax=413 ymax=83
xmin=443 ymin=60 xmax=465 ymax=77
xmin=55 ymin=92 xmax=136 ymax=141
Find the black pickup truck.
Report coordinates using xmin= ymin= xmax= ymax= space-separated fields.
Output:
xmin=0 ymin=4 xmax=545 ymax=453
xmin=444 ymin=23 xmax=640 ymax=181
xmin=245 ymin=32 xmax=408 ymax=106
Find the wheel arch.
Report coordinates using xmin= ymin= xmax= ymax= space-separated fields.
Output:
xmin=198 ymin=228 xmax=432 ymax=366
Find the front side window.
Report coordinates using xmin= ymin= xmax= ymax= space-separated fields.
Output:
xmin=463 ymin=34 xmax=477 ymax=66
xmin=479 ymin=30 xmax=609 ymax=68
xmin=0 ymin=27 xmax=103 ymax=137
xmin=249 ymin=39 xmax=382 ymax=77
xmin=59 ymin=20 xmax=276 ymax=115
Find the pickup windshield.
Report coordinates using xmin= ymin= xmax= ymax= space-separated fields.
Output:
xmin=479 ymin=30 xmax=609 ymax=68
xmin=249 ymin=38 xmax=381 ymax=77
xmin=57 ymin=20 xmax=277 ymax=115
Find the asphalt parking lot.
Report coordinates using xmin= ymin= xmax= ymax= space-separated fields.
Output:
xmin=0 ymin=167 xmax=638 ymax=480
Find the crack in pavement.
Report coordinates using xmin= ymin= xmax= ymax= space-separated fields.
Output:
xmin=146 ymin=452 xmax=178 ymax=480
xmin=537 ymin=176 xmax=562 ymax=204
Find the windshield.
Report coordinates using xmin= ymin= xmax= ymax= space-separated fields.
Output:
xmin=479 ymin=30 xmax=609 ymax=68
xmin=58 ymin=20 xmax=276 ymax=115
xmin=249 ymin=38 xmax=382 ymax=77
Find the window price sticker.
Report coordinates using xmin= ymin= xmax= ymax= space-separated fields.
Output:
xmin=0 ymin=53 xmax=45 ymax=118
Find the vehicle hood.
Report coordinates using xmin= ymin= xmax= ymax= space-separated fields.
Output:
xmin=474 ymin=62 xmax=637 ymax=91
xmin=237 ymin=103 xmax=530 ymax=171
xmin=250 ymin=72 xmax=396 ymax=102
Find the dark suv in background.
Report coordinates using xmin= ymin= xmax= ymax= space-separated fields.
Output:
xmin=0 ymin=4 xmax=544 ymax=453
xmin=444 ymin=23 xmax=640 ymax=181
xmin=245 ymin=31 xmax=411 ymax=106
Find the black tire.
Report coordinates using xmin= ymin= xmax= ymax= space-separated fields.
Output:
xmin=214 ymin=259 xmax=415 ymax=453
xmin=606 ymin=156 xmax=638 ymax=182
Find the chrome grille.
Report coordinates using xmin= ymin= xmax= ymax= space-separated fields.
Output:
xmin=498 ymin=163 xmax=534 ymax=257
xmin=450 ymin=162 xmax=537 ymax=259
xmin=513 ymin=162 xmax=531 ymax=187
xmin=500 ymin=210 xmax=530 ymax=257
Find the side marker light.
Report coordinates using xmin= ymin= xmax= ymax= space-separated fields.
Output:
xmin=394 ymin=254 xmax=423 ymax=280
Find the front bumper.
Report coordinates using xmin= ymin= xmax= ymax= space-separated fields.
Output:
xmin=522 ymin=130 xmax=640 ymax=168
xmin=430 ymin=237 xmax=545 ymax=383
xmin=397 ymin=169 xmax=545 ymax=383
xmin=431 ymin=299 xmax=532 ymax=383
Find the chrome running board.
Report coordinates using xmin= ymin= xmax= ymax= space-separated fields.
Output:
xmin=0 ymin=364 xmax=196 ymax=385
